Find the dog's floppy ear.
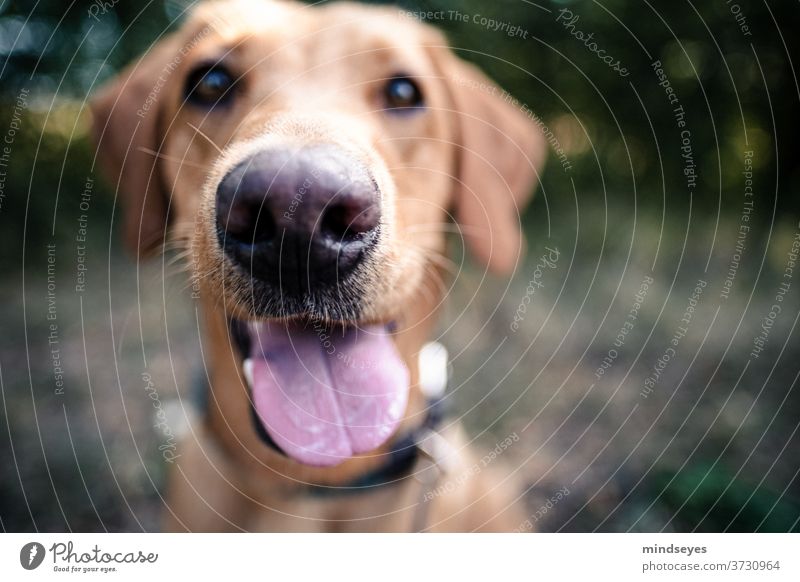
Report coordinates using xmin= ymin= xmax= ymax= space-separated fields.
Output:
xmin=435 ymin=49 xmax=547 ymax=274
xmin=90 ymin=35 xmax=181 ymax=258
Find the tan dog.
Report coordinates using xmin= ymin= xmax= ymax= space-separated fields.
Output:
xmin=91 ymin=0 xmax=545 ymax=532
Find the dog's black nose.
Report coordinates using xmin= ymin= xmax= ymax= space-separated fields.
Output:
xmin=215 ymin=145 xmax=381 ymax=294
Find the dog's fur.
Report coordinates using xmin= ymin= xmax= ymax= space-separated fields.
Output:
xmin=91 ymin=0 xmax=546 ymax=531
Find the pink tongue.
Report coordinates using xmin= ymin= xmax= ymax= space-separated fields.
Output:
xmin=249 ymin=321 xmax=409 ymax=467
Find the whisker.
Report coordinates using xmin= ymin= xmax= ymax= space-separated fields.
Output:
xmin=403 ymin=223 xmax=484 ymax=237
xmin=137 ymin=147 xmax=206 ymax=169
xmin=409 ymin=246 xmax=460 ymax=276
xmin=187 ymin=122 xmax=224 ymax=155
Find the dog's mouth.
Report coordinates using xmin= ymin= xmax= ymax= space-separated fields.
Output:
xmin=230 ymin=316 xmax=409 ymax=467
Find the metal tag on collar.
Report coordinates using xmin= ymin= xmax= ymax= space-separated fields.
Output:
xmin=415 ymin=341 xmax=454 ymax=474
xmin=418 ymin=341 xmax=449 ymax=399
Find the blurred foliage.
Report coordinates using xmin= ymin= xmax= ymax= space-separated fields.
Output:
xmin=650 ymin=465 xmax=800 ymax=532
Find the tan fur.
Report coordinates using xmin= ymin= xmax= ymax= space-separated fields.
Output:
xmin=91 ymin=0 xmax=546 ymax=532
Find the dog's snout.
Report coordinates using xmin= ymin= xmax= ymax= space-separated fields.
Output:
xmin=216 ymin=145 xmax=381 ymax=294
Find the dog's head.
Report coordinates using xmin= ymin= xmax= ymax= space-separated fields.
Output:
xmin=92 ymin=0 xmax=545 ymax=471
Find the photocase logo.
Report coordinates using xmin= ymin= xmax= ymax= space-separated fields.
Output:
xmin=19 ymin=542 xmax=46 ymax=570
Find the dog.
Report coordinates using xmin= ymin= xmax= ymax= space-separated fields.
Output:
xmin=90 ymin=0 xmax=546 ymax=532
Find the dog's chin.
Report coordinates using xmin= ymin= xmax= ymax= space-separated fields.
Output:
xmin=228 ymin=307 xmax=410 ymax=469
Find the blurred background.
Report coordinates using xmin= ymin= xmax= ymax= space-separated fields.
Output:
xmin=1 ymin=0 xmax=798 ymax=532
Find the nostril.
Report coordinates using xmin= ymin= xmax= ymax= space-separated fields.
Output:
xmin=219 ymin=199 xmax=276 ymax=245
xmin=249 ymin=205 xmax=277 ymax=244
xmin=321 ymin=204 xmax=355 ymax=242
xmin=321 ymin=200 xmax=379 ymax=242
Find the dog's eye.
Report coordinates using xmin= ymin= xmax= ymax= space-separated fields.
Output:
xmin=185 ymin=65 xmax=237 ymax=106
xmin=383 ymin=76 xmax=424 ymax=112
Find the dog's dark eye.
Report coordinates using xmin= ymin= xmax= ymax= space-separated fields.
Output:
xmin=383 ymin=76 xmax=424 ymax=112
xmin=185 ymin=65 xmax=236 ymax=106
